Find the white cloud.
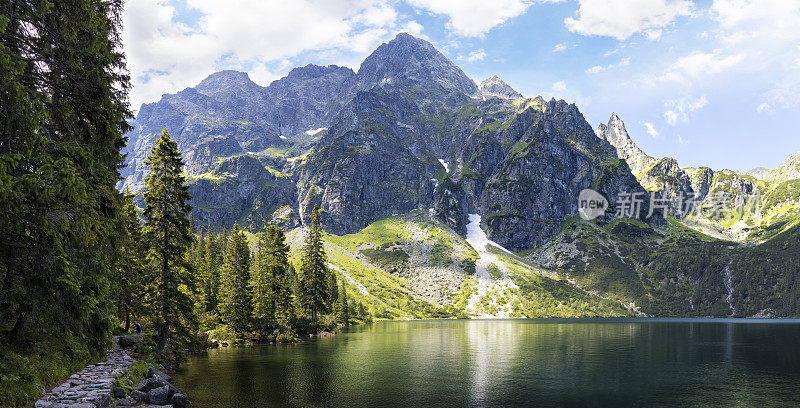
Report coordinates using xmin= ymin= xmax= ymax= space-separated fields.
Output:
xmin=642 ymin=121 xmax=659 ymax=138
xmin=407 ymin=0 xmax=532 ymax=37
xmin=248 ymin=59 xmax=293 ymax=86
xmin=553 ymin=42 xmax=567 ymax=52
xmin=712 ymin=0 xmax=800 ymax=31
xmin=677 ymin=135 xmax=689 ymax=145
xmin=585 ymin=57 xmax=630 ymax=74
xmin=122 ymin=0 xmax=410 ymax=109
xmin=644 ymin=29 xmax=662 ymax=40
xmin=552 ymin=80 xmax=567 ymax=92
xmin=459 ymin=48 xmax=487 ymax=62
xmin=564 ymin=0 xmax=693 ymax=40
xmin=663 ymin=95 xmax=708 ymax=125
xmin=662 ymin=52 xmax=744 ymax=81
xmin=756 ymin=89 xmax=800 ymax=114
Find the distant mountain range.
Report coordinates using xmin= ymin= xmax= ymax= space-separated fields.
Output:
xmin=121 ymin=33 xmax=800 ymax=319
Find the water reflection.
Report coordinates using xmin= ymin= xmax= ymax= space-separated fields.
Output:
xmin=174 ymin=319 xmax=800 ymax=407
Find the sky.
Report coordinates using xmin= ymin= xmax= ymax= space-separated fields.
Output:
xmin=122 ymin=0 xmax=800 ymax=172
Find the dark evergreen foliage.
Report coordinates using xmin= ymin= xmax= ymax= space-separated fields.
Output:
xmin=143 ymin=130 xmax=197 ymax=356
xmin=220 ymin=224 xmax=252 ymax=335
xmin=0 ymin=0 xmax=131 ymax=405
xmin=299 ymin=206 xmax=333 ymax=323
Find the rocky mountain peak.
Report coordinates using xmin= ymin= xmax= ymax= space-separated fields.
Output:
xmin=283 ymin=64 xmax=355 ymax=82
xmin=770 ymin=149 xmax=800 ymax=182
xmin=744 ymin=166 xmax=770 ymax=180
xmin=596 ymin=113 xmax=655 ymax=175
xmin=195 ymin=70 xmax=259 ymax=97
xmin=479 ymin=75 xmax=522 ymax=99
xmin=355 ymin=32 xmax=478 ymax=95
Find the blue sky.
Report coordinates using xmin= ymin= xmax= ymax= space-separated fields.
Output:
xmin=122 ymin=0 xmax=800 ymax=171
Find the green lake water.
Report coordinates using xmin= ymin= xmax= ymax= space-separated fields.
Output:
xmin=174 ymin=318 xmax=800 ymax=407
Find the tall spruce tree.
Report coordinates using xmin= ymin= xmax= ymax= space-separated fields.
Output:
xmin=335 ymin=281 xmax=350 ymax=326
xmin=203 ymin=236 xmax=223 ymax=313
xmin=221 ymin=224 xmax=252 ymax=335
xmin=300 ymin=206 xmax=331 ymax=323
xmin=112 ymin=190 xmax=146 ymax=333
xmin=251 ymin=235 xmax=274 ymax=337
xmin=200 ymin=229 xmax=222 ymax=313
xmin=1 ymin=1 xmax=131 ymax=404
xmin=143 ymin=130 xmax=196 ymax=355
xmin=253 ymin=226 xmax=295 ymax=338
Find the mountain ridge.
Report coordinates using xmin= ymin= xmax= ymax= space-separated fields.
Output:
xmin=118 ymin=32 xmax=800 ymax=318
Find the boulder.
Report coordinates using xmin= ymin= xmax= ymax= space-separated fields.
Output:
xmin=133 ymin=378 xmax=150 ymax=392
xmin=169 ymin=393 xmax=189 ymax=408
xmin=112 ymin=385 xmax=127 ymax=399
xmin=114 ymin=396 xmax=137 ymax=406
xmin=148 ymin=364 xmax=175 ymax=383
xmin=145 ymin=376 xmax=167 ymax=391
xmin=148 ymin=385 xmax=170 ymax=405
xmin=117 ymin=335 xmax=143 ymax=348
xmin=130 ymin=390 xmax=147 ymax=402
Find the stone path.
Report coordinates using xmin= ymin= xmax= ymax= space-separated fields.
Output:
xmin=35 ymin=337 xmax=135 ymax=408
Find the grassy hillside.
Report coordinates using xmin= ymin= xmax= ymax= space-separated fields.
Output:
xmin=286 ymin=210 xmax=628 ymax=319
xmin=526 ymin=215 xmax=800 ymax=317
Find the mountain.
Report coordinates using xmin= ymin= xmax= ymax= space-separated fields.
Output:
xmin=120 ymin=32 xmax=800 ymax=318
xmin=596 ymin=113 xmax=656 ymax=175
xmin=592 ymin=113 xmax=800 ymax=242
xmin=354 ymin=32 xmax=478 ymax=96
xmin=768 ymin=150 xmax=800 ymax=182
xmin=479 ymin=75 xmax=522 ymax=99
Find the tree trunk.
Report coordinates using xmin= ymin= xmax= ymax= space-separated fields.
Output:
xmin=124 ymin=308 xmax=130 ymax=334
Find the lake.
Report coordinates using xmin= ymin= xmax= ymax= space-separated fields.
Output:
xmin=174 ymin=319 xmax=800 ymax=407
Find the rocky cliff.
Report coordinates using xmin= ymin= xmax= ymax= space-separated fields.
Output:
xmin=120 ymin=32 xmax=800 ymax=248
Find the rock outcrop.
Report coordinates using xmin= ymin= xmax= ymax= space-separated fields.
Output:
xmin=479 ymin=75 xmax=522 ymax=100
xmin=596 ymin=113 xmax=656 ymax=175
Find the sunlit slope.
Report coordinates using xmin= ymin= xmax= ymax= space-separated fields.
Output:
xmin=526 ymin=215 xmax=800 ymax=317
xmin=289 ymin=210 xmax=629 ymax=319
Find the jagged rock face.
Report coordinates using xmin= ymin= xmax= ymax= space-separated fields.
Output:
xmin=768 ymin=150 xmax=800 ymax=182
xmin=296 ymin=89 xmax=439 ymax=234
xmin=121 ymin=32 xmax=655 ymax=250
xmin=261 ymin=64 xmax=356 ymax=137
xmin=685 ymin=167 xmax=714 ymax=198
xmin=596 ymin=113 xmax=656 ymax=175
xmin=434 ymin=178 xmax=469 ymax=235
xmin=183 ymin=136 xmax=244 ymax=174
xmin=189 ymin=155 xmax=298 ymax=231
xmin=355 ymin=33 xmax=478 ymax=96
xmin=744 ymin=166 xmax=770 ymax=180
xmin=462 ymin=100 xmax=644 ymax=250
xmin=479 ymin=75 xmax=522 ymax=99
xmin=119 ymin=84 xmax=279 ymax=192
xmin=120 ymin=67 xmax=352 ymax=192
xmin=638 ymin=158 xmax=693 ymax=192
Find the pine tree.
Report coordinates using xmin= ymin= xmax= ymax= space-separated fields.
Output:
xmin=300 ymin=206 xmax=331 ymax=323
xmin=112 ymin=190 xmax=147 ymax=333
xmin=251 ymin=235 xmax=274 ymax=337
xmin=335 ymin=281 xmax=350 ymax=326
xmin=328 ymin=271 xmax=339 ymax=308
xmin=1 ymin=0 xmax=130 ymax=363
xmin=220 ymin=224 xmax=252 ymax=335
xmin=252 ymin=226 xmax=295 ymax=337
xmin=200 ymin=229 xmax=222 ymax=313
xmin=143 ymin=130 xmax=197 ymax=355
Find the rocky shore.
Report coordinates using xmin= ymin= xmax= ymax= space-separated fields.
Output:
xmin=34 ymin=336 xmax=190 ymax=408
